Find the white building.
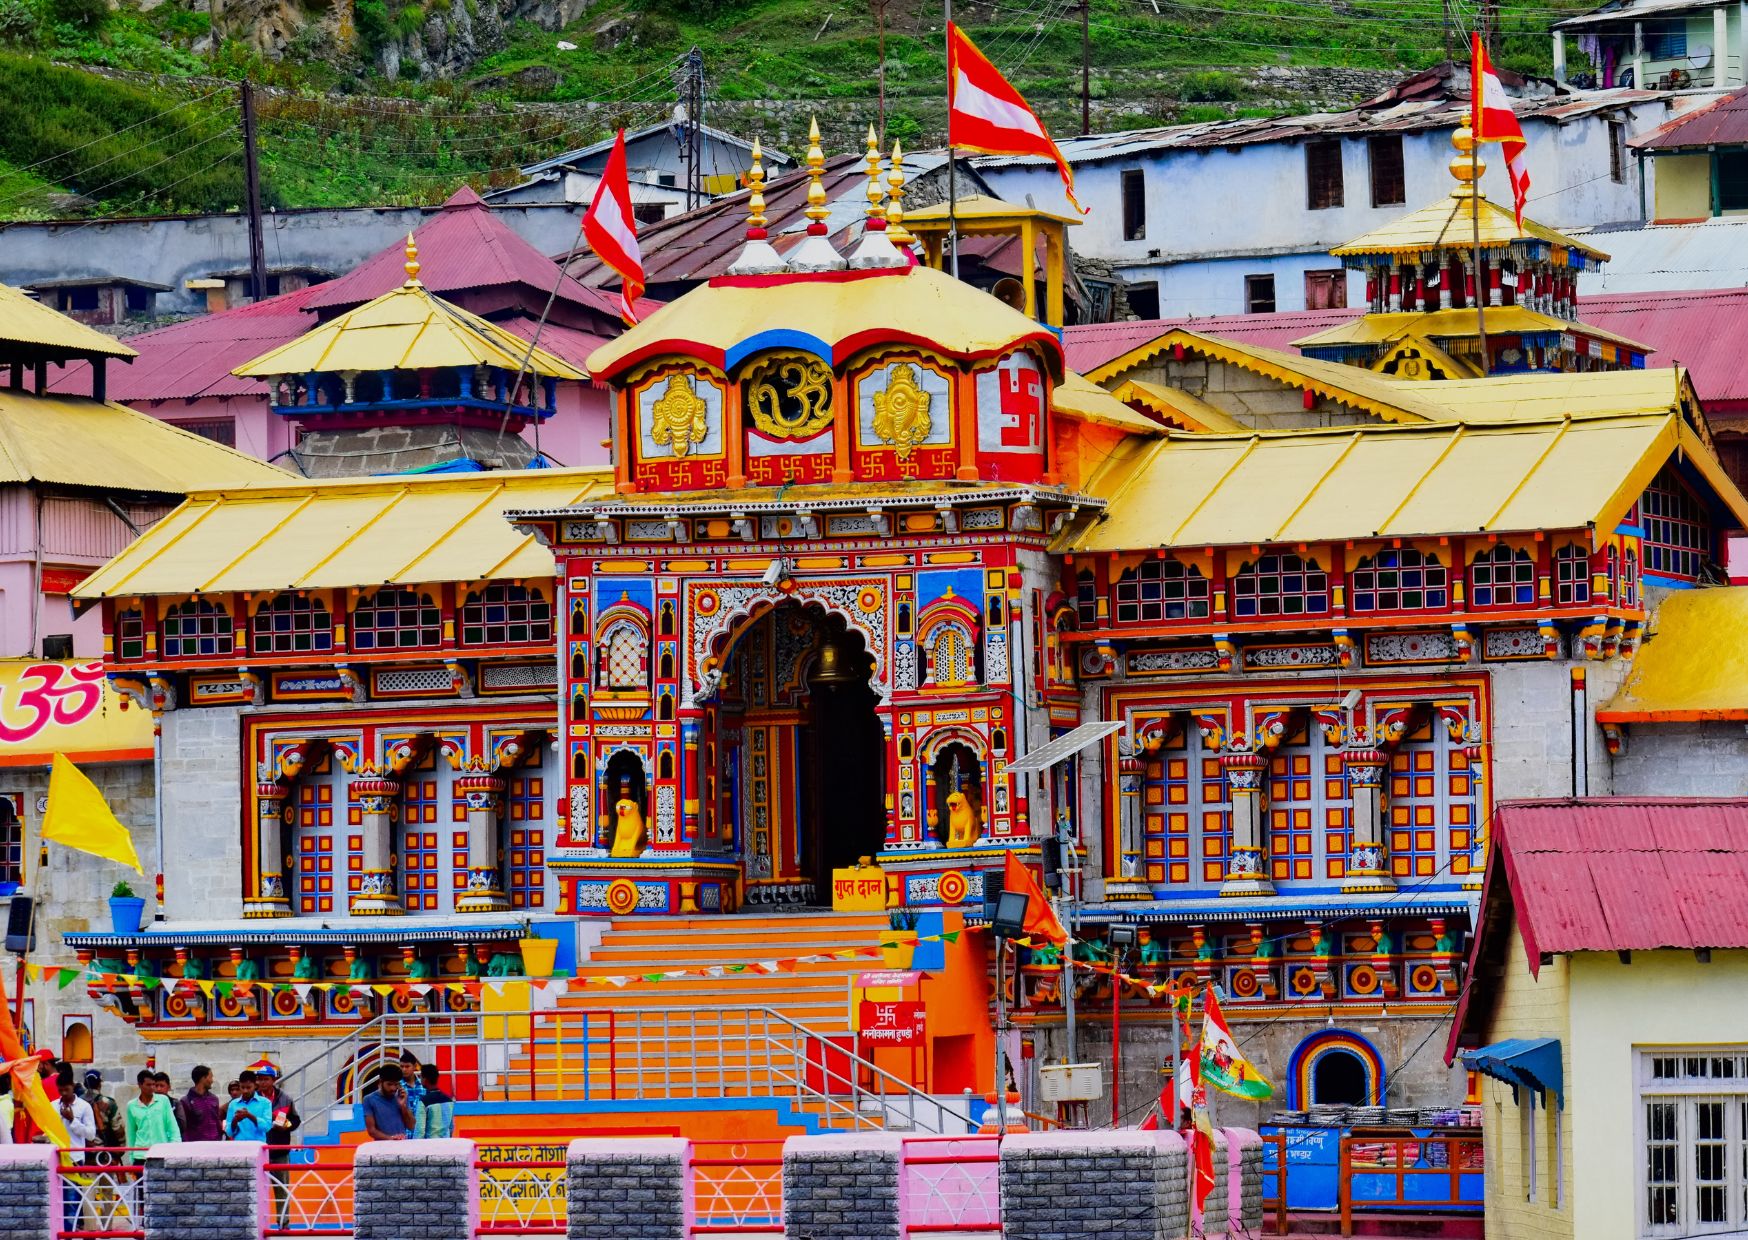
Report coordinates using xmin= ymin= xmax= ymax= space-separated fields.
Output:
xmin=1554 ymin=0 xmax=1747 ymax=91
xmin=974 ymin=68 xmax=1721 ymax=317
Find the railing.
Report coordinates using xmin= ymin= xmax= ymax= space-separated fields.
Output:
xmin=278 ymin=1007 xmax=974 ymax=1138
xmin=476 ymin=1152 xmax=567 ymax=1236
xmin=691 ymin=1140 xmax=784 ymax=1236
xmin=266 ymin=1146 xmax=356 ymax=1237
xmin=1337 ymin=1133 xmax=1485 ymax=1236
xmin=1258 ymin=1130 xmax=1289 ymax=1236
xmin=55 ymin=1151 xmax=146 ymax=1240
xmin=900 ymin=1134 xmax=1001 ymax=1235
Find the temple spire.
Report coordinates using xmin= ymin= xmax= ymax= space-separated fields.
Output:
xmin=788 ymin=115 xmax=847 ymax=273
xmin=885 ymin=140 xmax=914 ymax=249
xmin=726 ymin=136 xmax=789 ymax=276
xmin=848 ymin=123 xmax=905 ymax=269
xmin=403 ymin=234 xmax=422 ymax=286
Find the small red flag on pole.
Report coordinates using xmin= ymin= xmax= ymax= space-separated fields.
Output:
xmin=581 ymin=130 xmax=646 ymax=326
xmin=1471 ymin=33 xmax=1531 ymax=229
xmin=947 ymin=24 xmax=1086 ymax=215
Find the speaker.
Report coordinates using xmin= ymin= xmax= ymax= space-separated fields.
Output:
xmin=980 ymin=866 xmax=1005 ymax=921
xmin=1041 ymin=837 xmax=1065 ymax=891
xmin=4 ymin=896 xmax=33 ymax=954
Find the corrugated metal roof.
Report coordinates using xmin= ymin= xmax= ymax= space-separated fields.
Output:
xmin=303 ymin=187 xmax=648 ymax=320
xmin=1064 ymin=310 xmax=1357 ymax=374
xmin=1556 ymin=0 xmax=1733 ymax=30
xmin=72 ymin=466 xmax=613 ymax=599
xmin=1577 ymin=219 xmax=1748 ymax=295
xmin=1493 ymin=798 xmax=1748 ymax=955
xmin=1631 ymin=86 xmax=1748 ymax=150
xmin=1598 ymin=588 xmax=1748 ymax=721
xmin=518 ymin=119 xmax=790 ymax=178
xmin=0 ymin=389 xmax=284 ymax=492
xmin=0 ymin=281 xmax=136 ymax=362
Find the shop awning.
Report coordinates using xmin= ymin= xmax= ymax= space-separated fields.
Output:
xmin=1461 ymin=1037 xmax=1563 ymax=1108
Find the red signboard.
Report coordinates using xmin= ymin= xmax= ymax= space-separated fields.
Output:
xmin=857 ymin=1000 xmax=926 ymax=1047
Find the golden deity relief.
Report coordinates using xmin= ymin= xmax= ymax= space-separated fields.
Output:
xmin=744 ymin=354 xmax=834 ymax=440
xmin=870 ymin=364 xmax=933 ymax=459
xmin=648 ymin=374 xmax=711 ymax=457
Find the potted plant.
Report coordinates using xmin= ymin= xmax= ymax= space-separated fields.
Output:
xmin=108 ymin=881 xmax=145 ymax=936
xmin=882 ymin=907 xmax=919 ymax=969
xmin=517 ymin=923 xmax=558 ymax=978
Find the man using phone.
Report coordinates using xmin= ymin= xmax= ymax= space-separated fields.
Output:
xmin=225 ymin=1071 xmax=272 ymax=1142
xmin=362 ymin=1064 xmax=414 ymax=1141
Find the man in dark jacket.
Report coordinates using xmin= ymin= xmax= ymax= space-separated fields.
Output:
xmin=255 ymin=1063 xmax=300 ymax=1228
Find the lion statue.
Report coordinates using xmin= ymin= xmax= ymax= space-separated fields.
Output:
xmin=945 ymin=790 xmax=982 ymax=849
xmin=611 ymin=798 xmax=646 ymax=858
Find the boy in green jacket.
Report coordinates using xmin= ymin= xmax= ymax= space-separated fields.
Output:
xmin=124 ymin=1072 xmax=179 ymax=1160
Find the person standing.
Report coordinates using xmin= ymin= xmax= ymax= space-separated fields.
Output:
xmin=412 ymin=1064 xmax=453 ymax=1140
xmin=124 ymin=1072 xmax=179 ymax=1160
xmin=255 ymin=1062 xmax=299 ymax=1228
xmin=48 ymin=1071 xmax=97 ymax=1234
xmin=361 ymin=1065 xmax=414 ymax=1141
xmin=225 ymin=1071 xmax=272 ymax=1142
xmin=83 ymin=1072 xmax=124 ymax=1154
xmin=398 ymin=1051 xmax=425 ymax=1115
xmin=179 ymin=1067 xmax=224 ymax=1142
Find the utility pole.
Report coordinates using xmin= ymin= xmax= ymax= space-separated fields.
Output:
xmin=1442 ymin=0 xmax=1454 ymax=65
xmin=1080 ymin=0 xmax=1092 ymax=136
xmin=873 ymin=0 xmax=890 ymax=142
xmin=1480 ymin=0 xmax=1498 ymax=54
xmin=240 ymin=80 xmax=267 ymax=305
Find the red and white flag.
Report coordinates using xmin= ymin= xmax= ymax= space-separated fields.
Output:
xmin=946 ymin=23 xmax=1085 ymax=214
xmin=1471 ymin=33 xmax=1530 ymax=230
xmin=581 ymin=129 xmax=645 ymax=326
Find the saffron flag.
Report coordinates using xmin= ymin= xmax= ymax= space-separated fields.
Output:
xmin=581 ymin=129 xmax=646 ymax=326
xmin=1183 ymin=1039 xmax=1217 ymax=1214
xmin=1471 ymin=32 xmax=1530 ymax=229
xmin=1001 ymin=849 xmax=1068 ymax=948
xmin=41 ymin=754 xmax=144 ymax=875
xmin=0 ymin=973 xmax=66 ymax=1149
xmin=946 ymin=24 xmax=1086 ymax=214
xmin=1199 ymin=985 xmax=1273 ymax=1101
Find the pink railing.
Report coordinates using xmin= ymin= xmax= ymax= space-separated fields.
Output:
xmin=900 ymin=1134 xmax=1001 ymax=1235
xmin=474 ymin=1156 xmax=567 ymax=1235
xmin=55 ymin=1150 xmax=147 ymax=1240
xmin=690 ymin=1139 xmax=784 ymax=1235
xmin=265 ymin=1147 xmax=356 ymax=1237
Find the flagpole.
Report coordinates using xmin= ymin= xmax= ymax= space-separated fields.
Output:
xmin=1470 ymin=35 xmax=1491 ymax=376
xmin=945 ymin=0 xmax=960 ymax=278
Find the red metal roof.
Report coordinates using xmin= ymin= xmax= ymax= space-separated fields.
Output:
xmin=1064 ymin=309 xmax=1359 ymax=373
xmin=1631 ymin=86 xmax=1748 ymax=152
xmin=303 ymin=187 xmax=654 ymax=321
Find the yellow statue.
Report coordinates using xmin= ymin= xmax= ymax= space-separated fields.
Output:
xmin=871 ymin=364 xmax=932 ymax=459
xmin=649 ymin=375 xmax=710 ymax=457
xmin=611 ymin=798 xmax=645 ymax=858
xmin=946 ymin=791 xmax=981 ymax=849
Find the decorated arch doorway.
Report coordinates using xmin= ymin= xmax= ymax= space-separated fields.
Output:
xmin=709 ymin=599 xmax=889 ymax=907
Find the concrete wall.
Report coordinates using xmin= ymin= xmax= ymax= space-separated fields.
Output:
xmin=1653 ymin=151 xmax=1716 ymax=220
xmin=1606 ymin=718 xmax=1748 ymax=794
xmin=0 ymin=204 xmax=587 ymax=320
xmin=355 ymin=1139 xmax=477 ymax=1240
xmin=158 ymin=706 xmax=246 ymax=925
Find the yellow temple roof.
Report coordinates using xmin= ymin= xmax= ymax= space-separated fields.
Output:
xmin=1412 ymin=367 xmax=1698 ymax=424
xmin=73 ymin=467 xmax=613 ymax=600
xmin=1107 ymin=379 xmax=1245 ymax=433
xmin=1598 ymin=589 xmax=1748 ymax=723
xmin=0 ymin=282 xmax=137 ymax=361
xmin=1060 ymin=412 xmax=1748 ymax=553
xmin=0 ymin=389 xmax=281 ymax=493
xmin=903 ymin=194 xmax=1084 ymax=228
xmin=1053 ymin=371 xmax=1163 ymax=433
xmin=1292 ymin=306 xmax=1650 ymax=354
xmin=1329 ymin=192 xmax=1609 ymax=262
xmin=584 ymin=264 xmax=1063 ymax=383
xmin=232 ymin=242 xmax=585 ymax=381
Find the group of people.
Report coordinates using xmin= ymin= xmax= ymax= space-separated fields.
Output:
xmin=362 ymin=1052 xmax=454 ymax=1141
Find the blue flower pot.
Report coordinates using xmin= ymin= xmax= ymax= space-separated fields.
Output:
xmin=108 ymin=896 xmax=145 ymax=936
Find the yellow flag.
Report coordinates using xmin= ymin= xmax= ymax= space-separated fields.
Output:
xmin=41 ymin=754 xmax=144 ymax=874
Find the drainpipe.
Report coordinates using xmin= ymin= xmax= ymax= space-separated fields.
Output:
xmin=1637 ymin=150 xmax=1648 ymax=222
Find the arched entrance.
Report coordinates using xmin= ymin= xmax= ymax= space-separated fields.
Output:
xmin=708 ymin=601 xmax=887 ymax=905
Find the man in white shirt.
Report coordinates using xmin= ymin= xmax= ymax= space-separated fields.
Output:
xmin=46 ymin=1072 xmax=96 ymax=1234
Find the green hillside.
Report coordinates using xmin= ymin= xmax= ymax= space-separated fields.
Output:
xmin=0 ymin=0 xmax=1596 ymax=219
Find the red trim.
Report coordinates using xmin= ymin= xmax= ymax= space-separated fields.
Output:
xmin=708 ymin=268 xmax=906 ymax=289
xmin=0 ymin=747 xmax=152 ymax=767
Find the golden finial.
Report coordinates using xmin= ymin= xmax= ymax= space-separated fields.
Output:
xmin=746 ymin=137 xmax=768 ymax=235
xmin=804 ymin=115 xmax=829 ymax=234
xmin=403 ymin=233 xmax=421 ymax=284
xmin=1448 ymin=125 xmax=1485 ymax=198
xmin=864 ymin=124 xmax=886 ymax=225
xmin=885 ymin=140 xmax=912 ymax=246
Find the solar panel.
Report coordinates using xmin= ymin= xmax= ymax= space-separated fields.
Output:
xmin=1005 ymin=720 xmax=1126 ymax=775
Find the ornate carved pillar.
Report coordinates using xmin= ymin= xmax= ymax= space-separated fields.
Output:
xmin=349 ymin=777 xmax=404 ymax=916
xmin=454 ymin=775 xmax=511 ymax=914
xmin=245 ymin=780 xmax=293 ymax=919
xmin=1104 ymin=742 xmax=1150 ymax=902
xmin=1219 ymin=752 xmax=1273 ymax=898
xmin=1341 ymin=748 xmax=1396 ymax=894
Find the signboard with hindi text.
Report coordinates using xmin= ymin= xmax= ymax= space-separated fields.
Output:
xmin=830 ymin=862 xmax=890 ymax=911
xmin=857 ymin=1000 xmax=926 ymax=1047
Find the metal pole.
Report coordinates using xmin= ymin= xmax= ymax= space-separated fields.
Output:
xmin=1060 ymin=836 xmax=1077 ymax=1063
xmin=945 ymin=0 xmax=959 ymax=278
xmin=1080 ymin=0 xmax=1092 ymax=136
xmin=241 ymin=80 xmax=267 ymax=305
xmin=1110 ymin=943 xmax=1121 ymax=1126
xmin=1471 ymin=131 xmax=1490 ymax=376
xmin=1169 ymin=1003 xmax=1181 ymax=1130
xmin=994 ymin=936 xmax=1010 ymax=1131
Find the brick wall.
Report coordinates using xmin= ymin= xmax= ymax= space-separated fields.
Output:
xmin=781 ymin=1133 xmax=901 ymax=1240
xmin=0 ymin=1144 xmax=56 ymax=1240
xmin=354 ymin=1139 xmax=478 ymax=1240
xmin=142 ymin=1140 xmax=266 ymax=1240
xmin=1000 ymin=1130 xmax=1170 ymax=1240
xmin=567 ymin=1137 xmax=691 ymax=1240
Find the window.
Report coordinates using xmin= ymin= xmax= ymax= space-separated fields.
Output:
xmin=1644 ymin=19 xmax=1687 ymax=59
xmin=1623 ymin=547 xmax=1641 ymax=607
xmin=1075 ymin=569 xmax=1098 ymax=628
xmin=656 ymin=172 xmax=677 ymax=188
xmin=65 ymin=287 xmax=100 ymax=313
xmin=1720 ymin=151 xmax=1748 ymax=213
xmin=160 ymin=599 xmax=233 ymax=658
xmin=350 ymin=588 xmax=440 ymax=650
xmin=1350 ymin=548 xmax=1448 ymax=612
xmin=1554 ymin=544 xmax=1592 ymax=606
xmin=1522 ymin=1087 xmax=1538 ymax=1202
xmin=1306 ymin=139 xmax=1345 ymax=210
xmin=633 ymin=202 xmax=667 ymax=226
xmin=597 ymin=618 xmax=650 ymax=692
xmin=461 ymin=584 xmax=552 ymax=646
xmin=1231 ymin=553 xmax=1329 ymax=617
xmin=124 ymin=287 xmax=153 ymax=316
xmin=1245 ymin=274 xmax=1277 ymax=314
xmin=1609 ymin=120 xmax=1628 ymax=185
xmin=1114 ymin=557 xmax=1210 ymax=623
xmin=1641 ymin=468 xmax=1710 ymax=579
xmin=1304 ymin=270 xmax=1348 ymax=311
xmin=115 ymin=609 xmax=145 ymax=661
xmin=252 ymin=594 xmax=333 ymax=655
xmin=1126 ymin=281 xmax=1160 ymax=320
xmin=1638 ymin=1050 xmax=1748 ymax=1236
xmin=1368 ymin=134 xmax=1405 ymax=206
xmin=1470 ymin=545 xmax=1536 ymax=607
xmin=0 ymin=796 xmax=20 ymax=888
xmin=1121 ymin=169 xmax=1147 ymax=241
xmin=924 ymin=622 xmax=978 ymax=688
xmin=172 ymin=418 xmax=236 ymax=447
xmin=507 ymin=771 xmax=547 ymax=910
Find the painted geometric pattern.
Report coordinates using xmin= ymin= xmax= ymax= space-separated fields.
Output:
xmin=1144 ymin=730 xmax=1229 ymax=887
xmin=1268 ymin=737 xmax=1351 ymax=882
xmin=295 ymin=781 xmax=335 ymax=915
xmin=401 ymin=778 xmax=444 ymax=912
xmin=1388 ymin=729 xmax=1475 ymax=879
xmin=508 ymin=774 xmax=546 ymax=909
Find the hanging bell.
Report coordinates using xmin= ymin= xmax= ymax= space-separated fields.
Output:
xmin=810 ymin=633 xmax=862 ymax=687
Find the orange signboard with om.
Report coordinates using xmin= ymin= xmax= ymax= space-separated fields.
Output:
xmin=0 ymin=660 xmax=152 ymax=765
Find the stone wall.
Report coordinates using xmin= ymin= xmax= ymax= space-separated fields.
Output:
xmin=354 ymin=1139 xmax=477 ymax=1240
xmin=566 ymin=1137 xmax=690 ymax=1240
xmin=142 ymin=1141 xmax=267 ymax=1240
xmin=159 ymin=705 xmax=247 ymax=925
xmin=1001 ymin=1129 xmax=1195 ymax=1240
xmin=781 ymin=1133 xmax=902 ymax=1240
xmin=0 ymin=1144 xmax=56 ymax=1240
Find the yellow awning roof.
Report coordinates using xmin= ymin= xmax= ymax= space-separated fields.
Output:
xmin=1598 ymin=589 xmax=1748 ymax=722
xmin=1330 ymin=191 xmax=1609 ymax=262
xmin=904 ymin=194 xmax=1083 ymax=227
xmin=1085 ymin=329 xmax=1443 ymax=424
xmin=232 ymin=279 xmax=585 ymax=381
xmin=1292 ymin=306 xmax=1650 ymax=354
xmin=0 ymin=389 xmax=283 ymax=492
xmin=1412 ymin=368 xmax=1692 ymax=423
xmin=1108 ymin=379 xmax=1245 ymax=433
xmin=0 ymin=282 xmax=137 ymax=361
xmin=74 ymin=467 xmax=614 ymax=600
xmin=1058 ymin=413 xmax=1748 ymax=552
xmin=585 ymin=264 xmax=1063 ymax=383
xmin=1052 ymin=371 xmax=1162 ymax=433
